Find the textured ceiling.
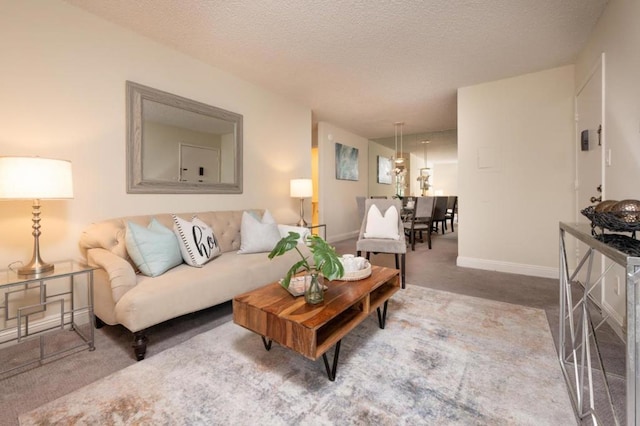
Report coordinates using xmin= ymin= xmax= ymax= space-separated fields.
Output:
xmin=65 ymin=0 xmax=607 ymax=140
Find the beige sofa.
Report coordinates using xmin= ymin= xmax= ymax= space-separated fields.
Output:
xmin=79 ymin=210 xmax=308 ymax=360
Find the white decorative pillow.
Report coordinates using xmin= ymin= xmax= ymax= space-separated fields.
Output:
xmin=238 ymin=210 xmax=282 ymax=254
xmin=172 ymin=215 xmax=221 ymax=267
xmin=125 ymin=219 xmax=183 ymax=277
xmin=363 ymin=205 xmax=400 ymax=239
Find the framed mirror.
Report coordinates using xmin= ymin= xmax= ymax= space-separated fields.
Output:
xmin=126 ymin=81 xmax=243 ymax=194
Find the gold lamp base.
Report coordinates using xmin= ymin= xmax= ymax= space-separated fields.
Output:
xmin=18 ymin=259 xmax=54 ymax=277
xmin=17 ymin=199 xmax=55 ymax=277
xmin=297 ymin=198 xmax=308 ymax=227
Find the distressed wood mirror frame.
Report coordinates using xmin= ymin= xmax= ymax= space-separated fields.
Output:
xmin=126 ymin=81 xmax=243 ymax=194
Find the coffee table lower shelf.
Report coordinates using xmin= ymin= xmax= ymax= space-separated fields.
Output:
xmin=233 ymin=266 xmax=400 ymax=381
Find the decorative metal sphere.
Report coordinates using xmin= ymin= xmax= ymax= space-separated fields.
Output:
xmin=611 ymin=199 xmax=640 ymax=222
xmin=594 ymin=200 xmax=618 ymax=212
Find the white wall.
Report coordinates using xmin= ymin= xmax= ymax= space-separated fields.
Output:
xmin=0 ymin=0 xmax=312 ymax=268
xmin=431 ymin=163 xmax=458 ymax=196
xmin=457 ymin=65 xmax=575 ymax=278
xmin=317 ymin=122 xmax=369 ymax=242
xmin=573 ymin=0 xmax=640 ymax=324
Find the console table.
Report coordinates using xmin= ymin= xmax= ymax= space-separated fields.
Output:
xmin=0 ymin=260 xmax=95 ymax=377
xmin=559 ymin=222 xmax=639 ymax=425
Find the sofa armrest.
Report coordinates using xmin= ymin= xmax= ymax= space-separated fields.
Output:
xmin=86 ymin=247 xmax=138 ymax=304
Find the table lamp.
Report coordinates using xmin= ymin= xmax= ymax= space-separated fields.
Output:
xmin=0 ymin=156 xmax=74 ymax=276
xmin=290 ymin=178 xmax=313 ymax=227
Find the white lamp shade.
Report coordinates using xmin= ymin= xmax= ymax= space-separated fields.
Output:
xmin=290 ymin=178 xmax=313 ymax=198
xmin=0 ymin=157 xmax=74 ymax=199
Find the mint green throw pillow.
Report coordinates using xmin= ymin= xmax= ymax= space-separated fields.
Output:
xmin=125 ymin=219 xmax=183 ymax=277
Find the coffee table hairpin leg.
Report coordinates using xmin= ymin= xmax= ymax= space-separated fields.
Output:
xmin=259 ymin=300 xmax=389 ymax=382
xmin=261 ymin=336 xmax=272 ymax=350
xmin=377 ymin=300 xmax=389 ymax=329
xmin=323 ymin=300 xmax=389 ymax=382
xmin=262 ymin=336 xmax=342 ymax=382
xmin=322 ymin=341 xmax=341 ymax=382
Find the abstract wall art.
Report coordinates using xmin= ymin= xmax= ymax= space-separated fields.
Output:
xmin=335 ymin=143 xmax=359 ymax=181
xmin=377 ymin=156 xmax=392 ymax=184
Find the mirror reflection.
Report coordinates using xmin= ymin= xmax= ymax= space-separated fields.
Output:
xmin=127 ymin=81 xmax=243 ymax=194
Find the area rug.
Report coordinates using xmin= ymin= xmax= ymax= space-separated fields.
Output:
xmin=20 ymin=286 xmax=575 ymax=425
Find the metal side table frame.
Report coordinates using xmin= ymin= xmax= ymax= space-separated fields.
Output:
xmin=559 ymin=222 xmax=640 ymax=425
xmin=0 ymin=260 xmax=95 ymax=377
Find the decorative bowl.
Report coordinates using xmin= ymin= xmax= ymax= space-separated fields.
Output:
xmin=341 ymin=260 xmax=372 ymax=281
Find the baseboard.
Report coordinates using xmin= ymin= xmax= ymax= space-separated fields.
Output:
xmin=327 ymin=230 xmax=359 ymax=244
xmin=601 ymin=299 xmax=625 ymax=339
xmin=456 ymin=256 xmax=558 ymax=279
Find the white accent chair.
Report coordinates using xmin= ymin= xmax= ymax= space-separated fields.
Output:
xmin=356 ymin=198 xmax=406 ymax=288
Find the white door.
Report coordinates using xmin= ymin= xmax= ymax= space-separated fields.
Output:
xmin=575 ymin=54 xmax=604 ymax=307
xmin=179 ymin=144 xmax=220 ymax=183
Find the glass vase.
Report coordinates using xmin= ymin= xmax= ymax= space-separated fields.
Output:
xmin=305 ymin=271 xmax=324 ymax=305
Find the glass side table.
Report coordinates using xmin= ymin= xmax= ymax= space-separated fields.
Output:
xmin=307 ymin=224 xmax=327 ymax=240
xmin=0 ymin=260 xmax=95 ymax=377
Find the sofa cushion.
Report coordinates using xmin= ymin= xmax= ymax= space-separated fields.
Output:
xmin=124 ymin=219 xmax=182 ymax=277
xmin=172 ymin=215 xmax=221 ymax=267
xmin=115 ymin=247 xmax=309 ymax=332
xmin=238 ymin=210 xmax=281 ymax=254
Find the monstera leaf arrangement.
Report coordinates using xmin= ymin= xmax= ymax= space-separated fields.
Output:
xmin=268 ymin=232 xmax=344 ymax=289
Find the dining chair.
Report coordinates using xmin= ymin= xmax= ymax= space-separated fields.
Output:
xmin=445 ymin=196 xmax=458 ymax=232
xmin=356 ymin=198 xmax=406 ymax=288
xmin=400 ymin=196 xmax=416 ymax=222
xmin=431 ymin=196 xmax=448 ymax=234
xmin=403 ymin=196 xmax=435 ymax=250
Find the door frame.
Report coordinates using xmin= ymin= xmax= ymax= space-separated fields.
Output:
xmin=178 ymin=143 xmax=221 ymax=183
xmin=574 ymin=52 xmax=606 ymax=222
xmin=574 ymin=52 xmax=608 ymax=310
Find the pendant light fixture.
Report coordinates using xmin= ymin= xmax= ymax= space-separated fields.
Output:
xmin=421 ymin=139 xmax=430 ymax=166
xmin=394 ymin=122 xmax=405 ymax=164
xmin=418 ymin=139 xmax=431 ymax=195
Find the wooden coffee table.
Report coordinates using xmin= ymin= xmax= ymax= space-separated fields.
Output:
xmin=233 ymin=265 xmax=400 ymax=381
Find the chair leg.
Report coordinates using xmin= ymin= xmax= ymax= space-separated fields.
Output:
xmin=427 ymin=226 xmax=432 ymax=249
xmin=394 ymin=253 xmax=399 ymax=270
xmin=400 ymin=253 xmax=406 ymax=289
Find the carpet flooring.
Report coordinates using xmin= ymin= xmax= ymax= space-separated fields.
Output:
xmin=19 ymin=285 xmax=574 ymax=425
xmin=0 ymin=228 xmax=625 ymax=424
